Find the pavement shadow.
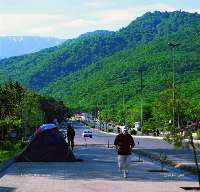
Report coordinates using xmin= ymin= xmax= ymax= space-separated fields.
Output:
xmin=0 ymin=187 xmax=16 ymax=192
xmin=1 ymin=146 xmax=196 ymax=182
xmin=138 ymin=148 xmax=200 ymax=162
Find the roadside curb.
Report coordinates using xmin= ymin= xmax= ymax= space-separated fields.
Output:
xmin=134 ymin=149 xmax=198 ymax=175
xmin=96 ymin=129 xmax=200 ymax=144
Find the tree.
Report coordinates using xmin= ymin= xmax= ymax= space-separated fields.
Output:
xmin=155 ymin=89 xmax=200 ymax=188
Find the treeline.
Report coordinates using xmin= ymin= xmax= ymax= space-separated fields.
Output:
xmin=44 ymin=12 xmax=200 ymax=135
xmin=0 ymin=82 xmax=71 ymax=139
xmin=2 ymin=11 xmax=199 ymax=91
xmin=98 ymin=88 xmax=200 ymax=135
xmin=0 ymin=11 xmax=200 ymax=136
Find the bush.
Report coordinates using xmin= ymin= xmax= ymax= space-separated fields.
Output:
xmin=108 ymin=128 xmax=113 ymax=132
xmin=196 ymin=129 xmax=200 ymax=139
xmin=0 ymin=139 xmax=27 ymax=151
xmin=130 ymin=129 xmax=137 ymax=135
xmin=0 ymin=140 xmax=13 ymax=150
xmin=14 ymin=141 xmax=27 ymax=151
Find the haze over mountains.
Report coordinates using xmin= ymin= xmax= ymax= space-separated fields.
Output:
xmin=0 ymin=36 xmax=65 ymax=58
xmin=0 ymin=11 xmax=200 ymax=112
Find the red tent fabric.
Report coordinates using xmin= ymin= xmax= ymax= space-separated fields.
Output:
xmin=16 ymin=128 xmax=76 ymax=162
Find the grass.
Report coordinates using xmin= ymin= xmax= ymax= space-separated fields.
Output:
xmin=0 ymin=140 xmax=25 ymax=165
xmin=0 ymin=150 xmax=17 ymax=165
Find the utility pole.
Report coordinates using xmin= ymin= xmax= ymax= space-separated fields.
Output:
xmin=168 ymin=42 xmax=180 ymax=133
xmin=121 ymin=74 xmax=128 ymax=125
xmin=111 ymin=103 xmax=115 ymax=131
xmin=22 ymin=91 xmax=28 ymax=138
xmin=122 ymin=82 xmax=125 ymax=125
xmin=138 ymin=66 xmax=146 ymax=133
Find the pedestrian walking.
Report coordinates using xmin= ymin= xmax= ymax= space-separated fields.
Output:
xmin=114 ymin=126 xmax=135 ymax=178
xmin=67 ymin=124 xmax=75 ymax=151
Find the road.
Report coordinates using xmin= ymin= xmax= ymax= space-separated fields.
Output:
xmin=0 ymin=145 xmax=197 ymax=192
xmin=72 ymin=121 xmax=116 ymax=146
xmin=0 ymin=121 xmax=198 ymax=192
xmin=71 ymin=121 xmax=174 ymax=149
xmin=72 ymin=121 xmax=200 ymax=172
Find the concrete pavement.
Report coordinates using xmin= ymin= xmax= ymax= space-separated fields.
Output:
xmin=0 ymin=146 xmax=198 ymax=192
xmin=95 ymin=128 xmax=200 ymax=175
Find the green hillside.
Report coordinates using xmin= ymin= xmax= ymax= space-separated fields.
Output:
xmin=0 ymin=11 xmax=200 ymax=131
xmin=42 ymin=11 xmax=200 ymax=130
xmin=2 ymin=11 xmax=199 ymax=90
xmin=44 ymin=30 xmax=200 ymax=108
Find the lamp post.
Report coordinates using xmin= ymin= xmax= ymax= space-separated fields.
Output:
xmin=119 ymin=71 xmax=129 ymax=125
xmin=138 ymin=66 xmax=146 ymax=134
xmin=168 ymin=42 xmax=180 ymax=132
xmin=122 ymin=81 xmax=125 ymax=125
xmin=22 ymin=90 xmax=28 ymax=138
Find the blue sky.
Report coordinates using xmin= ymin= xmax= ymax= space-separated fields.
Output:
xmin=0 ymin=0 xmax=200 ymax=39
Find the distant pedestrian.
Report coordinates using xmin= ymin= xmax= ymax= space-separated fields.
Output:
xmin=67 ymin=124 xmax=75 ymax=151
xmin=114 ymin=126 xmax=135 ymax=178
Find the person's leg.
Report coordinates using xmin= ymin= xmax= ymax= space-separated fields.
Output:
xmin=67 ymin=138 xmax=70 ymax=145
xmin=118 ymin=155 xmax=126 ymax=175
xmin=118 ymin=155 xmax=122 ymax=171
xmin=71 ymin=139 xmax=74 ymax=151
xmin=68 ymin=139 xmax=72 ymax=149
xmin=123 ymin=155 xmax=131 ymax=178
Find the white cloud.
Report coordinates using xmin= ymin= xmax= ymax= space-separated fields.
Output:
xmin=85 ymin=0 xmax=111 ymax=8
xmin=0 ymin=14 xmax=62 ymax=35
xmin=96 ymin=3 xmax=177 ymax=24
xmin=0 ymin=13 xmax=88 ymax=38
xmin=0 ymin=3 xmax=198 ymax=39
xmin=0 ymin=13 xmax=104 ymax=38
xmin=57 ymin=19 xmax=95 ymax=28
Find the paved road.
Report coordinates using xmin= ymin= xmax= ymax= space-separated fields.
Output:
xmin=0 ymin=146 xmax=197 ymax=192
xmin=71 ymin=121 xmax=174 ymax=149
xmin=72 ymin=121 xmax=200 ymax=167
xmin=72 ymin=121 xmax=116 ymax=146
xmin=0 ymin=121 xmax=199 ymax=192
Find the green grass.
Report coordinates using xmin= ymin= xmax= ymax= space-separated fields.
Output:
xmin=0 ymin=150 xmax=18 ymax=165
xmin=0 ymin=141 xmax=25 ymax=165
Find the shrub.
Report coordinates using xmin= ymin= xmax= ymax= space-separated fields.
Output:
xmin=196 ymin=129 xmax=200 ymax=139
xmin=130 ymin=129 xmax=137 ymax=135
xmin=108 ymin=128 xmax=113 ymax=132
xmin=0 ymin=139 xmax=27 ymax=151
xmin=14 ymin=141 xmax=27 ymax=151
xmin=0 ymin=140 xmax=13 ymax=150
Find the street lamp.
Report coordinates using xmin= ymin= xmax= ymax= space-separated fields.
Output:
xmin=168 ymin=42 xmax=180 ymax=132
xmin=138 ymin=66 xmax=146 ymax=134
xmin=122 ymin=81 xmax=126 ymax=125
xmin=120 ymin=74 xmax=129 ymax=125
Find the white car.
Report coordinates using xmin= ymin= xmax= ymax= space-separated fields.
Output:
xmin=82 ymin=129 xmax=93 ymax=138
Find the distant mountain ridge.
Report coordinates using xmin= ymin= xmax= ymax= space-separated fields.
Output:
xmin=0 ymin=36 xmax=65 ymax=58
xmin=0 ymin=11 xmax=200 ymax=112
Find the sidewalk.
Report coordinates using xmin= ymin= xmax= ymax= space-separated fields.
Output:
xmin=98 ymin=129 xmax=200 ymax=175
xmin=0 ymin=146 xmax=197 ymax=192
xmin=134 ymin=136 xmax=200 ymax=175
xmin=134 ymin=146 xmax=200 ymax=175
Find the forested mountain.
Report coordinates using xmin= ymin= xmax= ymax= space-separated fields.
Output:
xmin=45 ymin=24 xmax=200 ymax=109
xmin=0 ymin=36 xmax=65 ymax=58
xmin=2 ymin=11 xmax=198 ymax=89
xmin=0 ymin=11 xmax=200 ymax=130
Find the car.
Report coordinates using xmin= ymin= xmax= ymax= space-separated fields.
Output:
xmin=82 ymin=129 xmax=92 ymax=138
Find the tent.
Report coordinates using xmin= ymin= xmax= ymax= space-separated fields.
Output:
xmin=16 ymin=124 xmax=76 ymax=162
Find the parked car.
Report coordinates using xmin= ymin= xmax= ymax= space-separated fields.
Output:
xmin=82 ymin=129 xmax=92 ymax=138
